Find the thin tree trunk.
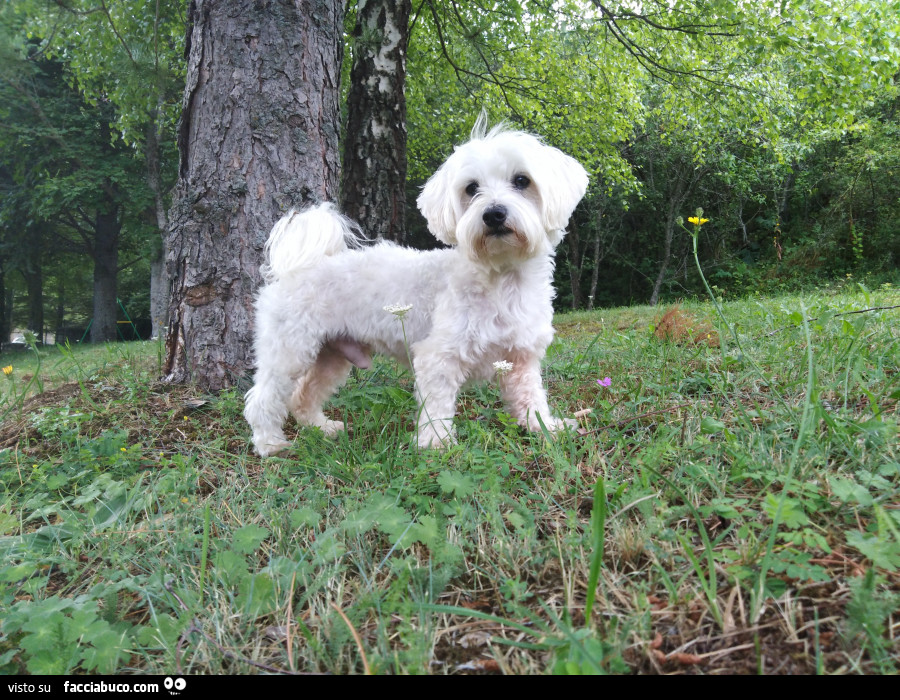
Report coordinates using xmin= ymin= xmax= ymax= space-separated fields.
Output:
xmin=588 ymin=232 xmax=601 ymax=309
xmin=146 ymin=107 xmax=169 ymax=340
xmin=21 ymin=235 xmax=43 ymax=340
xmin=341 ymin=0 xmax=411 ymax=242
xmin=0 ymin=262 xmax=8 ymax=344
xmin=649 ymin=214 xmax=675 ymax=306
xmin=649 ymin=162 xmax=706 ymax=306
xmin=2 ymin=287 xmax=11 ymax=344
xmin=23 ymin=267 xmax=42 ymax=341
xmin=566 ymin=216 xmax=583 ymax=309
xmin=91 ymin=210 xmax=121 ymax=343
xmin=164 ymin=0 xmax=344 ymax=390
xmin=55 ymin=279 xmax=65 ymax=338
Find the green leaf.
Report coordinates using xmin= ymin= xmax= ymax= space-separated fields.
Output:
xmin=232 ymin=524 xmax=270 ymax=554
xmin=340 ymin=509 xmax=379 ymax=535
xmin=214 ymin=549 xmax=250 ymax=587
xmin=437 ymin=470 xmax=476 ymax=498
xmin=702 ymin=497 xmax=745 ymax=520
xmin=311 ymin=531 xmax=346 ymax=562
xmin=408 ymin=515 xmax=442 ymax=548
xmin=62 ymin=607 xmax=108 ymax=644
xmin=700 ymin=417 xmax=727 ymax=434
xmin=290 ymin=506 xmax=321 ymax=529
xmin=137 ymin=613 xmax=185 ymax=648
xmin=24 ymin=650 xmax=70 ymax=675
xmin=19 ymin=626 xmax=61 ymax=656
xmin=236 ymin=573 xmax=277 ymax=618
xmin=829 ymin=477 xmax=874 ymax=506
xmin=846 ymin=531 xmax=900 ymax=570
xmin=763 ymin=494 xmax=809 ymax=529
xmin=80 ymin=627 xmax=131 ymax=674
xmin=392 ymin=515 xmax=442 ymax=549
xmin=505 ymin=511 xmax=526 ymax=529
xmin=0 ymin=562 xmax=38 ymax=582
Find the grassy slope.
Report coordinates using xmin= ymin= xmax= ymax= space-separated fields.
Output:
xmin=0 ymin=284 xmax=897 ymax=675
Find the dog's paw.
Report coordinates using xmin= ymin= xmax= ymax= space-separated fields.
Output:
xmin=555 ymin=417 xmax=579 ymax=431
xmin=254 ymin=438 xmax=292 ymax=457
xmin=318 ymin=419 xmax=346 ymax=437
xmin=523 ymin=415 xmax=578 ymax=434
xmin=417 ymin=423 xmax=457 ymax=449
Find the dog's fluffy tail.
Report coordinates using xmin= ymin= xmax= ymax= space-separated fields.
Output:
xmin=261 ymin=203 xmax=365 ymax=282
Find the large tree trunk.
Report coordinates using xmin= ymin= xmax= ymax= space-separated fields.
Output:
xmin=91 ymin=210 xmax=121 ymax=343
xmin=164 ymin=0 xmax=344 ymax=390
xmin=341 ymin=0 xmax=410 ymax=242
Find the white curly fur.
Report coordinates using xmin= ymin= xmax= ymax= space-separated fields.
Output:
xmin=243 ymin=124 xmax=589 ymax=455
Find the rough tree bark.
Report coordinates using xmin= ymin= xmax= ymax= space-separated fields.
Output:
xmin=341 ymin=0 xmax=411 ymax=242
xmin=164 ymin=0 xmax=344 ymax=390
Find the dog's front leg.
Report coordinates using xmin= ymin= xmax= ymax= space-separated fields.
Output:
xmin=499 ymin=353 xmax=576 ymax=435
xmin=412 ymin=347 xmax=462 ymax=449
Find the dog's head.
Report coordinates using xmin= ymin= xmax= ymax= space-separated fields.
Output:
xmin=417 ymin=120 xmax=589 ymax=267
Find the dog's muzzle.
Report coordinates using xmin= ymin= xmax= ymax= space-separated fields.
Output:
xmin=483 ymin=205 xmax=509 ymax=235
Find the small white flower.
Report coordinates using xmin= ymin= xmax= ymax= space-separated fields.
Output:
xmin=384 ymin=303 xmax=413 ymax=319
xmin=493 ymin=360 xmax=514 ymax=375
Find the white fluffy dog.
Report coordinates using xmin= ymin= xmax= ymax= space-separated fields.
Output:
xmin=244 ymin=122 xmax=589 ymax=456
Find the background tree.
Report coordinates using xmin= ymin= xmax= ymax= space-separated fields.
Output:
xmin=0 ymin=27 xmax=153 ymax=342
xmin=25 ymin=0 xmax=185 ymax=340
xmin=163 ymin=0 xmax=344 ymax=390
xmin=341 ymin=0 xmax=411 ymax=242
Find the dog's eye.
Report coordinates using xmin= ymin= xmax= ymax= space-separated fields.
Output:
xmin=513 ymin=175 xmax=531 ymax=190
xmin=465 ymin=182 xmax=479 ymax=197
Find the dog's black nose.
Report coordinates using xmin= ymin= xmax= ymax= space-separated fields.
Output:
xmin=482 ymin=205 xmax=508 ymax=230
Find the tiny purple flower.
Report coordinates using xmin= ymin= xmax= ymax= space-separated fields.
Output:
xmin=597 ymin=377 xmax=612 ymax=388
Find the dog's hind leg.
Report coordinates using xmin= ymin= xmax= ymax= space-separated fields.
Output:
xmin=289 ymin=344 xmax=352 ymax=436
xmin=244 ymin=364 xmax=301 ymax=456
xmin=244 ymin=333 xmax=322 ymax=456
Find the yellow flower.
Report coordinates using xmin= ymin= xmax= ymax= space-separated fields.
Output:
xmin=687 ymin=216 xmax=710 ymax=226
xmin=2 ymin=365 xmax=12 ymax=377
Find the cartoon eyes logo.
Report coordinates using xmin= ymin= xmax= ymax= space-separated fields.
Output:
xmin=164 ymin=677 xmax=187 ymax=695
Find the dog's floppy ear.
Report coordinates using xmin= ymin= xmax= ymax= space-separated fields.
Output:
xmin=533 ymin=147 xmax=589 ymax=241
xmin=417 ymin=159 xmax=459 ymax=246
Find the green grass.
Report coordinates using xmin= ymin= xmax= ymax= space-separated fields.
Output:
xmin=0 ymin=284 xmax=897 ymax=674
xmin=0 ymin=339 xmax=164 ymax=416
